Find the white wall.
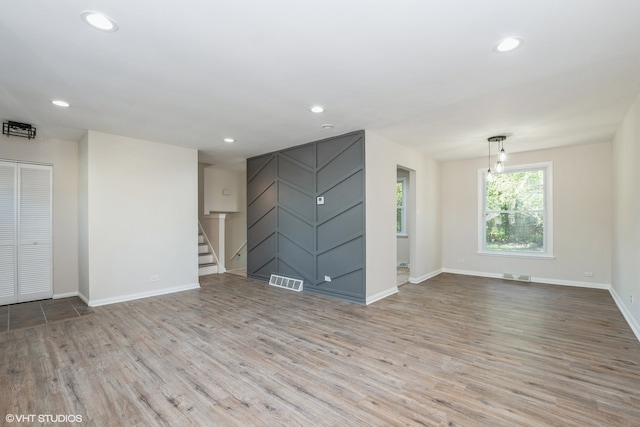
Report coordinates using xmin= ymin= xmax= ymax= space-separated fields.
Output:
xmin=78 ymin=133 xmax=89 ymax=299
xmin=612 ymin=92 xmax=640 ymax=339
xmin=198 ymin=162 xmax=207 ymax=221
xmin=442 ymin=141 xmax=612 ymax=287
xmin=225 ymin=170 xmax=247 ymax=271
xmin=0 ymin=137 xmax=79 ymax=298
xmin=79 ymin=131 xmax=199 ymax=305
xmin=393 ymin=139 xmax=442 ymax=283
xmin=203 ymin=166 xmax=243 ymax=213
xmin=365 ymin=131 xmax=442 ymax=303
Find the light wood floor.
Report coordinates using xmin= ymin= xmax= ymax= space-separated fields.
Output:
xmin=2 ymin=273 xmax=639 ymax=426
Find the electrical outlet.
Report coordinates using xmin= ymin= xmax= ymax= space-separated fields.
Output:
xmin=324 ymin=275 xmax=331 ymax=282
xmin=150 ymin=275 xmax=160 ymax=282
xmin=584 ymin=272 xmax=594 ymax=277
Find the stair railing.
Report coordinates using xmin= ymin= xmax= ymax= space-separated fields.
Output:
xmin=228 ymin=240 xmax=247 ymax=263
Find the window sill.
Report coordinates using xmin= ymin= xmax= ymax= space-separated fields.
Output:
xmin=477 ymin=250 xmax=555 ymax=260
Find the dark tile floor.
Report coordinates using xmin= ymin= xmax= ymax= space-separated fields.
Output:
xmin=0 ymin=297 xmax=92 ymax=332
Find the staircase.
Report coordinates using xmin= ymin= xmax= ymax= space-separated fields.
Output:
xmin=198 ymin=229 xmax=218 ymax=276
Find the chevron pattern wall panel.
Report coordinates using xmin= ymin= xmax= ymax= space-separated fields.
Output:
xmin=246 ymin=131 xmax=365 ymax=303
xmin=246 ymin=154 xmax=277 ymax=280
xmin=313 ymin=132 xmax=365 ymax=301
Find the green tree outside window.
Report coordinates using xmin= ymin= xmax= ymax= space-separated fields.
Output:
xmin=484 ymin=169 xmax=545 ymax=252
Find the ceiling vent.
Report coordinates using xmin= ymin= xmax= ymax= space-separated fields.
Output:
xmin=3 ymin=121 xmax=36 ymax=140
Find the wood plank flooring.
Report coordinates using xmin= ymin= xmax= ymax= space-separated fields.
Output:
xmin=1 ymin=273 xmax=639 ymax=426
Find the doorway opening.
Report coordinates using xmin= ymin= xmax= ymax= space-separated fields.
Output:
xmin=397 ymin=167 xmax=412 ymax=285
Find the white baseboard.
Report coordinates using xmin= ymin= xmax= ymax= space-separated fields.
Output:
xmin=441 ymin=268 xmax=611 ymax=289
xmin=366 ymin=286 xmax=398 ymax=305
xmin=409 ymin=268 xmax=443 ymax=284
xmin=53 ymin=291 xmax=79 ymax=299
xmin=531 ymin=277 xmax=610 ymax=290
xmin=87 ymin=283 xmax=201 ymax=307
xmin=609 ymin=287 xmax=640 ymax=342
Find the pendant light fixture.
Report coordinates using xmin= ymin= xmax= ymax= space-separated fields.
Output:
xmin=499 ymin=139 xmax=507 ymax=162
xmin=487 ymin=135 xmax=507 ymax=178
xmin=486 ymin=138 xmax=494 ymax=181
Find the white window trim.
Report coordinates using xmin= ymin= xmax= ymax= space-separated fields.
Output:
xmin=477 ymin=162 xmax=554 ymax=259
xmin=397 ymin=177 xmax=407 ymax=236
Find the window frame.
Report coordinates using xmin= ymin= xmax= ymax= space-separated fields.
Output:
xmin=477 ymin=161 xmax=554 ymax=259
xmin=397 ymin=177 xmax=407 ymax=237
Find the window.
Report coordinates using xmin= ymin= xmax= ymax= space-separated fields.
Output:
xmin=397 ymin=178 xmax=407 ymax=235
xmin=478 ymin=162 xmax=553 ymax=258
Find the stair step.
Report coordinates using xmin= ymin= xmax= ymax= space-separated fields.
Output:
xmin=199 ymin=253 xmax=214 ymax=264
xmin=198 ymin=235 xmax=204 ymax=244
xmin=198 ymin=263 xmax=218 ymax=276
xmin=198 ymin=244 xmax=209 ymax=254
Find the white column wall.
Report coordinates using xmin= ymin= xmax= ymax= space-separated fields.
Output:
xmin=612 ymin=92 xmax=640 ymax=340
xmin=365 ymin=131 xmax=442 ymax=303
xmin=80 ymin=131 xmax=198 ymax=305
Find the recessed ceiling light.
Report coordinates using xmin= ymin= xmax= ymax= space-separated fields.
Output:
xmin=321 ymin=124 xmax=334 ymax=130
xmin=310 ymin=105 xmax=324 ymax=113
xmin=51 ymin=100 xmax=70 ymax=108
xmin=81 ymin=11 xmax=118 ymax=32
xmin=494 ymin=37 xmax=522 ymax=53
xmin=223 ymin=138 xmax=235 ymax=143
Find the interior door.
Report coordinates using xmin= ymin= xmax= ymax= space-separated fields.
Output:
xmin=17 ymin=163 xmax=53 ymax=302
xmin=0 ymin=161 xmax=18 ymax=305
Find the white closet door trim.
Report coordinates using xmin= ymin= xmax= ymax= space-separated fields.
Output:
xmin=0 ymin=161 xmax=18 ymax=305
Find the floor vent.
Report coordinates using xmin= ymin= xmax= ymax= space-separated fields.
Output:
xmin=503 ymin=273 xmax=532 ymax=282
xmin=269 ymin=274 xmax=303 ymax=292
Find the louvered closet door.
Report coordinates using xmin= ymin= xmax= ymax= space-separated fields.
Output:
xmin=17 ymin=164 xmax=52 ymax=302
xmin=0 ymin=161 xmax=18 ymax=305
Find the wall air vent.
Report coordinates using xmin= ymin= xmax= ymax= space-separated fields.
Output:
xmin=503 ymin=273 xmax=532 ymax=282
xmin=3 ymin=121 xmax=36 ymax=140
xmin=269 ymin=274 xmax=303 ymax=292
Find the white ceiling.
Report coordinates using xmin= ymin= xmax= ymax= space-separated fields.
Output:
xmin=2 ymin=1 xmax=640 ymax=170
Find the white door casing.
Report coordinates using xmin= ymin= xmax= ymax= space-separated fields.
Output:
xmin=0 ymin=161 xmax=18 ymax=305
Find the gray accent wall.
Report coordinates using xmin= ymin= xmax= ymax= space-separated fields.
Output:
xmin=247 ymin=131 xmax=365 ymax=303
